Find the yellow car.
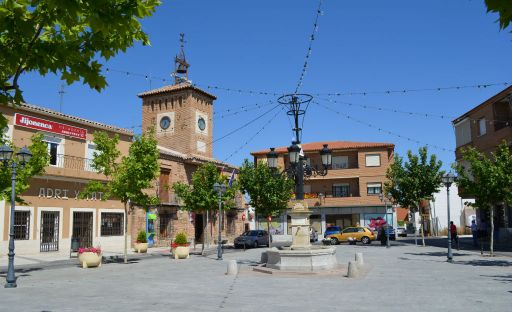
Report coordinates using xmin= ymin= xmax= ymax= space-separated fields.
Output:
xmin=326 ymin=227 xmax=376 ymax=245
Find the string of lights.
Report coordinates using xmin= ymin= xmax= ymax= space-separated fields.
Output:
xmin=295 ymin=0 xmax=323 ymax=94
xmin=222 ymin=106 xmax=284 ymax=162
xmin=103 ymin=67 xmax=510 ymax=100
xmin=313 ymin=101 xmax=454 ymax=153
xmin=316 ymin=96 xmax=512 ymax=124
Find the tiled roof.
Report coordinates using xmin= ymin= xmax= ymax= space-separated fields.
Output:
xmin=19 ymin=103 xmax=133 ymax=136
xmin=137 ymin=82 xmax=217 ymax=99
xmin=251 ymin=141 xmax=395 ymax=155
xmin=158 ymin=146 xmax=237 ymax=169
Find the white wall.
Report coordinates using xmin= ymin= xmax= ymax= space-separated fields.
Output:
xmin=430 ymin=183 xmax=475 ymax=232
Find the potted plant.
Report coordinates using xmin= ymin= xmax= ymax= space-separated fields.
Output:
xmin=134 ymin=230 xmax=148 ymax=253
xmin=78 ymin=247 xmax=102 ymax=268
xmin=171 ymin=232 xmax=190 ymax=259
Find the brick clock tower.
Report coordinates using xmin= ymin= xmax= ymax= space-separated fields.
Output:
xmin=138 ymin=34 xmax=216 ymax=158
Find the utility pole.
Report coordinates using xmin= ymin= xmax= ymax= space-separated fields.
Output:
xmin=58 ymin=84 xmax=65 ymax=113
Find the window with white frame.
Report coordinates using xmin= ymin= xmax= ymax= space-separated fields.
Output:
xmin=478 ymin=118 xmax=486 ymax=136
xmin=332 ymin=156 xmax=348 ymax=169
xmin=85 ymin=143 xmax=99 ymax=172
xmin=43 ymin=135 xmax=63 ymax=167
xmin=2 ymin=125 xmax=13 ymax=142
xmin=14 ymin=211 xmax=30 ymax=240
xmin=367 ymin=182 xmax=382 ymax=195
xmin=365 ymin=154 xmax=381 ymax=167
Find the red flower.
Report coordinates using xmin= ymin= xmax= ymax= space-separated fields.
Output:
xmin=171 ymin=243 xmax=190 ymax=248
xmin=78 ymin=247 xmax=102 ymax=255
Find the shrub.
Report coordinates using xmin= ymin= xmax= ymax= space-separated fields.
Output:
xmin=137 ymin=230 xmax=147 ymax=243
xmin=174 ymin=232 xmax=188 ymax=245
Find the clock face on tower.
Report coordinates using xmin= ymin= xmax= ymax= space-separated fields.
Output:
xmin=160 ymin=116 xmax=171 ymax=130
xmin=198 ymin=117 xmax=206 ymax=131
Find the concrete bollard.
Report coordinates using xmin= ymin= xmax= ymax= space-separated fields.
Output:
xmin=347 ymin=261 xmax=359 ymax=278
xmin=227 ymin=260 xmax=238 ymax=275
xmin=355 ymin=252 xmax=364 ymax=267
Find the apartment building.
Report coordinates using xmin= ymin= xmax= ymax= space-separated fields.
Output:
xmin=452 ymin=85 xmax=512 ymax=238
xmin=0 ymin=103 xmax=133 ymax=255
xmin=251 ymin=141 xmax=395 ymax=238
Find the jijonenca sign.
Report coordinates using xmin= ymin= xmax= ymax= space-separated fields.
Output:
xmin=39 ymin=188 xmax=103 ymax=201
xmin=15 ymin=113 xmax=87 ymax=140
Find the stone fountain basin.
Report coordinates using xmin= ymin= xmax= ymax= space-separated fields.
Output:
xmin=264 ymin=246 xmax=337 ymax=272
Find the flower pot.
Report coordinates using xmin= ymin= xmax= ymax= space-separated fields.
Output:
xmin=134 ymin=242 xmax=148 ymax=253
xmin=172 ymin=246 xmax=190 ymax=259
xmin=78 ymin=252 xmax=102 ymax=269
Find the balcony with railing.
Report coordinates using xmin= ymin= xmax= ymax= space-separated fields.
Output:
xmin=44 ymin=154 xmax=108 ymax=180
xmin=158 ymin=191 xmax=183 ymax=206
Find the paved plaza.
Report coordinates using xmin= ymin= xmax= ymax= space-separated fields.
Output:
xmin=1 ymin=242 xmax=511 ymax=312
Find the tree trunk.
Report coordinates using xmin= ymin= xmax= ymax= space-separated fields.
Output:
xmin=420 ymin=212 xmax=426 ymax=247
xmin=124 ymin=201 xmax=128 ymax=264
xmin=267 ymin=220 xmax=271 ymax=247
xmin=490 ymin=205 xmax=495 ymax=256
xmin=412 ymin=208 xmax=418 ymax=246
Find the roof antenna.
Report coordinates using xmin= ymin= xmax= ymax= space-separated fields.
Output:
xmin=58 ymin=84 xmax=65 ymax=113
xmin=172 ymin=33 xmax=190 ymax=85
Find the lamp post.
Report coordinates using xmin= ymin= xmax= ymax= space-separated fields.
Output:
xmin=266 ymin=94 xmax=332 ymax=200
xmin=442 ymin=172 xmax=456 ymax=263
xmin=213 ymin=182 xmax=227 ymax=260
xmin=0 ymin=145 xmax=32 ymax=288
xmin=379 ymin=193 xmax=391 ymax=248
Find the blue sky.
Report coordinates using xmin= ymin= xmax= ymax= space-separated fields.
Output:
xmin=21 ymin=0 xmax=512 ymax=170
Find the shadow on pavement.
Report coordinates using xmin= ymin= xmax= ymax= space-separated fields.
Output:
xmin=481 ymin=274 xmax=512 ymax=283
xmin=236 ymin=259 xmax=261 ymax=266
xmin=405 ymin=251 xmax=470 ymax=257
xmin=0 ymin=267 xmax=43 ymax=277
xmin=455 ymin=259 xmax=512 ymax=267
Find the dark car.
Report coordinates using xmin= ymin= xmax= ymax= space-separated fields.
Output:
xmin=324 ymin=226 xmax=342 ymax=238
xmin=234 ymin=230 xmax=269 ymax=248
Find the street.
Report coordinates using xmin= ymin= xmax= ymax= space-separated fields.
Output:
xmin=1 ymin=242 xmax=511 ymax=311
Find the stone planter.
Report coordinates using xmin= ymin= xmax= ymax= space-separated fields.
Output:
xmin=134 ymin=242 xmax=148 ymax=253
xmin=172 ymin=246 xmax=190 ymax=259
xmin=78 ymin=252 xmax=102 ymax=269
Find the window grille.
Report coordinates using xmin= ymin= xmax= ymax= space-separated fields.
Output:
xmin=101 ymin=212 xmax=124 ymax=236
xmin=14 ymin=211 xmax=30 ymax=240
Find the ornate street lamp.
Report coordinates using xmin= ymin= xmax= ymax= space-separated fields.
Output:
xmin=442 ymin=172 xmax=456 ymax=263
xmin=0 ymin=144 xmax=32 ymax=288
xmin=379 ymin=193 xmax=391 ymax=248
xmin=213 ymin=182 xmax=227 ymax=260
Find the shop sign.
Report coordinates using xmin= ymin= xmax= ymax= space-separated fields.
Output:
xmin=38 ymin=187 xmax=103 ymax=201
xmin=15 ymin=113 xmax=87 ymax=140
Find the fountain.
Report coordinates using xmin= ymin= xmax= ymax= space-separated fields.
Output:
xmin=264 ymin=201 xmax=337 ymax=272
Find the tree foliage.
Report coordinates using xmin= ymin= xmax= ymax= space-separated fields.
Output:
xmin=237 ymin=159 xmax=294 ymax=219
xmin=454 ymin=141 xmax=512 ymax=255
xmin=384 ymin=147 xmax=444 ymax=246
xmin=0 ymin=133 xmax=49 ymax=204
xmin=82 ymin=129 xmax=160 ymax=262
xmin=485 ymin=0 xmax=512 ymax=33
xmin=172 ymin=162 xmax=237 ymax=213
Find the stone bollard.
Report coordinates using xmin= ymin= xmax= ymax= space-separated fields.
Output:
xmin=227 ymin=260 xmax=238 ymax=275
xmin=347 ymin=261 xmax=359 ymax=278
xmin=355 ymin=252 xmax=364 ymax=267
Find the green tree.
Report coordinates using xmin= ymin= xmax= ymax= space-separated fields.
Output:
xmin=0 ymin=0 xmax=161 ymax=129
xmin=82 ymin=129 xmax=160 ymax=263
xmin=172 ymin=163 xmax=237 ymax=250
xmin=485 ymin=0 xmax=512 ymax=33
xmin=237 ymin=159 xmax=294 ymax=245
xmin=0 ymin=133 xmax=49 ymax=203
xmin=454 ymin=141 xmax=512 ymax=256
xmin=384 ymin=147 xmax=444 ymax=246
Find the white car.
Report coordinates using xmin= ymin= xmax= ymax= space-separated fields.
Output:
xmin=396 ymin=227 xmax=407 ymax=237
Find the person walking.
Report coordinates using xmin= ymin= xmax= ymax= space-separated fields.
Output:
xmin=466 ymin=220 xmax=478 ymax=247
xmin=450 ymin=221 xmax=459 ymax=250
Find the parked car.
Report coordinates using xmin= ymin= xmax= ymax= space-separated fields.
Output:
xmin=326 ymin=226 xmax=376 ymax=245
xmin=377 ymin=226 xmax=396 ymax=241
xmin=324 ymin=226 xmax=342 ymax=238
xmin=396 ymin=227 xmax=407 ymax=237
xmin=310 ymin=228 xmax=318 ymax=242
xmin=234 ymin=230 xmax=269 ymax=248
